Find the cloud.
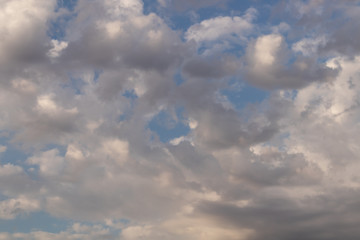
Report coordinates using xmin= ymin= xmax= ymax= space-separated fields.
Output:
xmin=195 ymin=185 xmax=360 ymax=240
xmin=277 ymin=0 xmax=360 ymax=57
xmin=59 ymin=0 xmax=187 ymax=72
xmin=185 ymin=10 xmax=256 ymax=43
xmin=244 ymin=34 xmax=338 ymax=89
xmin=1 ymin=0 xmax=360 ymax=239
xmin=182 ymin=55 xmax=239 ymax=79
xmin=27 ymin=149 xmax=65 ymax=177
xmin=0 ymin=196 xmax=40 ymax=220
xmin=0 ymin=223 xmax=116 ymax=240
xmin=160 ymin=0 xmax=230 ymax=11
xmin=0 ymin=0 xmax=56 ymax=72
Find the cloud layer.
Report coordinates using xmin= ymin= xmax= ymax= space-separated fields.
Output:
xmin=1 ymin=0 xmax=360 ymax=239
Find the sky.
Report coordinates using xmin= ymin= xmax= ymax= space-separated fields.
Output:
xmin=0 ymin=0 xmax=360 ymax=239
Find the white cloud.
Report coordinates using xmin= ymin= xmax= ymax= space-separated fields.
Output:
xmin=0 ymin=196 xmax=40 ymax=220
xmin=120 ymin=213 xmax=254 ymax=240
xmin=185 ymin=9 xmax=256 ymax=43
xmin=11 ymin=78 xmax=37 ymax=94
xmin=28 ymin=149 xmax=65 ymax=177
xmin=169 ymin=136 xmax=187 ymax=145
xmin=253 ymin=34 xmax=283 ymax=66
xmin=101 ymin=138 xmax=129 ymax=165
xmin=65 ymin=144 xmax=85 ymax=161
xmin=292 ymin=36 xmax=328 ymax=56
xmin=245 ymin=33 xmax=337 ymax=89
xmin=104 ymin=0 xmax=143 ymax=17
xmin=0 ymin=0 xmax=55 ymax=65
xmin=0 ymin=145 xmax=6 ymax=153
xmin=0 ymin=223 xmax=115 ymax=240
xmin=47 ymin=40 xmax=68 ymax=58
xmin=0 ymin=164 xmax=23 ymax=177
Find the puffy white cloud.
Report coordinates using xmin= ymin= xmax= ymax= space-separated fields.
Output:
xmin=0 ymin=164 xmax=23 ymax=177
xmin=60 ymin=0 xmax=187 ymax=72
xmin=28 ymin=149 xmax=65 ymax=177
xmin=245 ymin=33 xmax=337 ymax=89
xmin=0 ymin=196 xmax=40 ymax=220
xmin=104 ymin=0 xmax=143 ymax=17
xmin=100 ymin=138 xmax=129 ymax=165
xmin=0 ymin=0 xmax=55 ymax=69
xmin=47 ymin=40 xmax=68 ymax=58
xmin=292 ymin=36 xmax=328 ymax=56
xmin=253 ymin=34 xmax=284 ymax=66
xmin=185 ymin=10 xmax=255 ymax=43
xmin=284 ymin=56 xmax=360 ymax=175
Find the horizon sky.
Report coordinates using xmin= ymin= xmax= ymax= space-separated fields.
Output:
xmin=1 ymin=0 xmax=360 ymax=239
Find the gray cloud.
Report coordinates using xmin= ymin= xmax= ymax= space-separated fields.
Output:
xmin=244 ymin=34 xmax=338 ymax=89
xmin=1 ymin=0 xmax=360 ymax=239
xmin=276 ymin=0 xmax=360 ymax=57
xmin=182 ymin=55 xmax=239 ymax=79
xmin=197 ymin=188 xmax=360 ymax=240
xmin=163 ymin=0 xmax=229 ymax=11
xmin=59 ymin=0 xmax=187 ymax=72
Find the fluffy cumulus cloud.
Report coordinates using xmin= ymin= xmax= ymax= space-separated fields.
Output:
xmin=185 ymin=9 xmax=255 ymax=43
xmin=1 ymin=0 xmax=360 ymax=239
xmin=244 ymin=33 xmax=338 ymax=89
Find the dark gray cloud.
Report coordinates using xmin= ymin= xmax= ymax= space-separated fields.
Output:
xmin=197 ymin=188 xmax=360 ymax=240
xmin=182 ymin=55 xmax=239 ymax=79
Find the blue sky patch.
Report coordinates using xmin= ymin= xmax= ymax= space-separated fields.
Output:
xmin=148 ymin=108 xmax=190 ymax=142
xmin=0 ymin=212 xmax=69 ymax=234
xmin=221 ymin=81 xmax=269 ymax=110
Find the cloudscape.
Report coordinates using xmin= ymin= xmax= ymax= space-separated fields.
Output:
xmin=1 ymin=0 xmax=360 ymax=239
